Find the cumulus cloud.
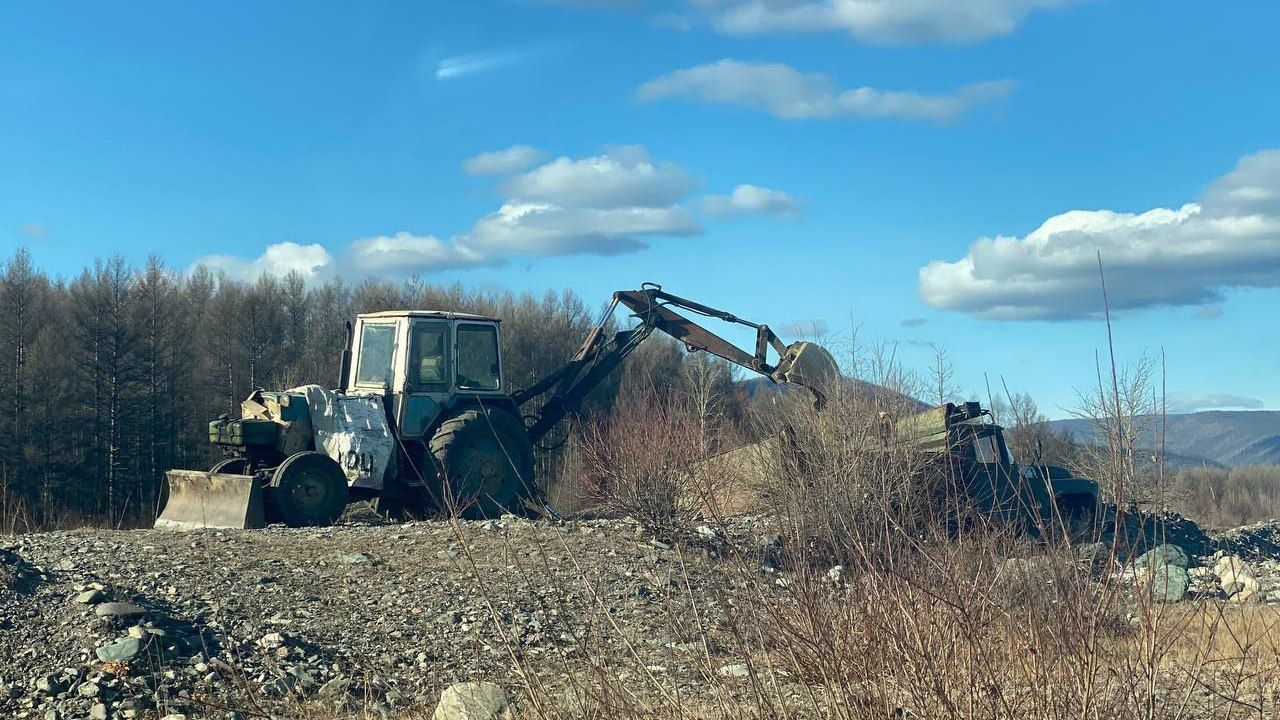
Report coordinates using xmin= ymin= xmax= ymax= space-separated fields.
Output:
xmin=901 ymin=317 xmax=928 ymax=327
xmin=196 ymin=242 xmax=334 ymax=280
xmin=463 ymin=145 xmax=549 ymax=176
xmin=466 ymin=201 xmax=700 ymax=257
xmin=349 ymin=232 xmax=497 ymax=274
xmin=201 ymin=148 xmax=710 ymax=276
xmin=701 ymin=184 xmax=800 ymax=218
xmin=204 ymin=145 xmax=793 ymax=277
xmin=676 ymin=0 xmax=1080 ymax=44
xmin=638 ymin=60 xmax=1013 ymax=122
xmin=918 ymin=149 xmax=1280 ymax=320
xmin=1167 ymin=392 xmax=1264 ymax=413
xmin=502 ymin=145 xmax=696 ymax=208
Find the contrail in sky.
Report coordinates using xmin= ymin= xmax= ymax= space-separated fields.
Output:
xmin=435 ymin=46 xmax=551 ymax=80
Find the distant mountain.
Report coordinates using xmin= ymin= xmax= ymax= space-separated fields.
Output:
xmin=1047 ymin=411 xmax=1280 ymax=467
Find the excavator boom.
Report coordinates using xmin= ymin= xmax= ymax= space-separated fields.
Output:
xmin=514 ymin=283 xmax=838 ymax=445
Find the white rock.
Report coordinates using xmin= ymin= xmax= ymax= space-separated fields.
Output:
xmin=1214 ymin=555 xmax=1261 ymax=597
xmin=433 ymin=682 xmax=512 ymax=720
xmin=826 ymin=565 xmax=845 ymax=584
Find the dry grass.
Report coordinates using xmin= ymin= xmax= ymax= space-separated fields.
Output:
xmin=445 ymin=373 xmax=1280 ymax=720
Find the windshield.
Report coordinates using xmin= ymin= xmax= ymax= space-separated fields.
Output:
xmin=972 ymin=430 xmax=1013 ymax=464
xmin=456 ymin=324 xmax=500 ymax=391
xmin=409 ymin=322 xmax=450 ymax=391
xmin=355 ymin=323 xmax=396 ymax=387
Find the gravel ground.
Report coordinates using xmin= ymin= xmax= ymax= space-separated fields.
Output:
xmin=0 ymin=511 xmax=757 ymax=720
xmin=2 ymin=509 xmax=1279 ymax=720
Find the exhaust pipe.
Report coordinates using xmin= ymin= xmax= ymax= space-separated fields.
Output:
xmin=337 ymin=320 xmax=354 ymax=393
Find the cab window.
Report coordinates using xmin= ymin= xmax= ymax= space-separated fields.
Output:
xmin=355 ymin=323 xmax=396 ymax=387
xmin=409 ymin=322 xmax=450 ymax=391
xmin=456 ymin=324 xmax=500 ymax=391
xmin=972 ymin=432 xmax=1010 ymax=464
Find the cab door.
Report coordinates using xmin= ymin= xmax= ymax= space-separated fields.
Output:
xmin=399 ymin=320 xmax=452 ymax=439
xmin=959 ymin=427 xmax=1024 ymax=522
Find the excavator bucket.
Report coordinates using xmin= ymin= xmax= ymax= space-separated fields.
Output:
xmin=154 ymin=470 xmax=266 ymax=531
xmin=772 ymin=341 xmax=840 ymax=408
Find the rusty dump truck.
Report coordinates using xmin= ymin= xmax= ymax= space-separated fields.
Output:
xmin=696 ymin=400 xmax=1100 ymax=529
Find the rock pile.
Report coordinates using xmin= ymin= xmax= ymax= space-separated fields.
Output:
xmin=1130 ymin=541 xmax=1280 ymax=603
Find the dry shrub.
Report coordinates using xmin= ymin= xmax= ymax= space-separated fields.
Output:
xmin=577 ymin=393 xmax=705 ymax=536
xmin=1172 ymin=465 xmax=1280 ymax=528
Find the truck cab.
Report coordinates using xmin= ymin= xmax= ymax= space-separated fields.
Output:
xmin=931 ymin=403 xmax=1099 ymax=531
xmin=346 ymin=311 xmax=511 ymax=441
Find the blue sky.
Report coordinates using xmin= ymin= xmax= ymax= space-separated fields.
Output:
xmin=3 ymin=0 xmax=1278 ymax=418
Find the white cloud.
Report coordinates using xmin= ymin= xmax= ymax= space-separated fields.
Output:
xmin=204 ymin=145 xmax=793 ymax=277
xmin=196 ymin=242 xmax=334 ymax=280
xmin=638 ymin=60 xmax=1014 ymax=122
xmin=467 ymin=202 xmax=701 ymax=256
xmin=463 ymin=145 xmax=549 ymax=176
xmin=502 ymin=145 xmax=696 ymax=208
xmin=1167 ymin=392 xmax=1264 ymax=413
xmin=701 ymin=184 xmax=800 ymax=218
xmin=918 ymin=149 xmax=1280 ymax=320
xmin=349 ymin=232 xmax=496 ymax=273
xmin=679 ymin=0 xmax=1080 ymax=44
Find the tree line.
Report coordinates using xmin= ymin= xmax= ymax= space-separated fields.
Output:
xmin=0 ymin=249 xmax=736 ymax=529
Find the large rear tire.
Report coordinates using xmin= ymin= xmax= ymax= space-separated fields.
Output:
xmin=428 ymin=409 xmax=535 ymax=519
xmin=268 ymin=452 xmax=349 ymax=527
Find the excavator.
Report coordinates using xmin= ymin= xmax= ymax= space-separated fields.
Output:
xmin=155 ymin=283 xmax=839 ymax=529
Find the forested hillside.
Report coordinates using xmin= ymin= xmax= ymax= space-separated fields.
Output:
xmin=1049 ymin=411 xmax=1280 ymax=467
xmin=0 ymin=249 xmax=735 ymax=529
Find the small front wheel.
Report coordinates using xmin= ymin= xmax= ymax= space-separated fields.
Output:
xmin=268 ymin=452 xmax=349 ymax=527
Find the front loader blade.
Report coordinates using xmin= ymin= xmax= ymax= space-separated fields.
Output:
xmin=154 ymin=470 xmax=266 ymax=531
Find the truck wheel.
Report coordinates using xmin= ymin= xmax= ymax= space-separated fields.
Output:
xmin=429 ymin=409 xmax=534 ymax=519
xmin=268 ymin=452 xmax=349 ymax=527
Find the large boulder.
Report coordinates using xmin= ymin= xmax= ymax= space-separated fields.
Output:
xmin=1143 ymin=564 xmax=1190 ymax=603
xmin=434 ymin=682 xmax=513 ymax=720
xmin=1135 ymin=544 xmax=1189 ymax=570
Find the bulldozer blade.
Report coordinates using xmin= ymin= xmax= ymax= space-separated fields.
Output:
xmin=154 ymin=470 xmax=266 ymax=531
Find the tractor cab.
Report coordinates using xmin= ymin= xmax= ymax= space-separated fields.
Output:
xmin=344 ymin=311 xmax=508 ymax=440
